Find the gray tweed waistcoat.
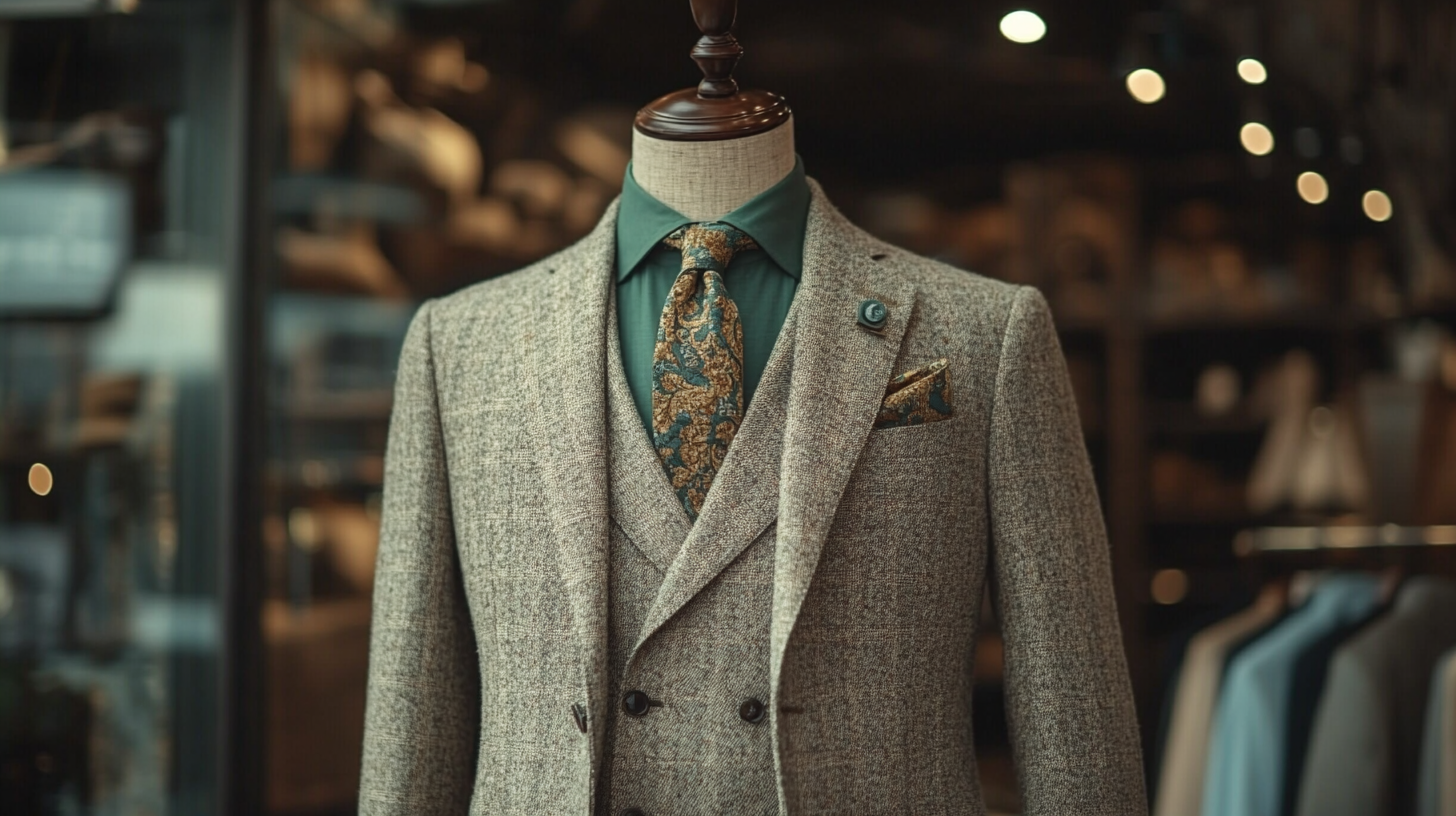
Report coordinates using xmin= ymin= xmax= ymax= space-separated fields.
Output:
xmin=359 ymin=179 xmax=1149 ymax=816
xmin=594 ymin=296 xmax=797 ymax=816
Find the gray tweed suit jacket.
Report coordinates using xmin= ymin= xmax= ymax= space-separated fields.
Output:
xmin=360 ymin=179 xmax=1147 ymax=816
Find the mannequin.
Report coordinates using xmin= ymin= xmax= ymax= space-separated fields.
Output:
xmin=359 ymin=1 xmax=1148 ymax=813
xmin=630 ymin=117 xmax=796 ymax=222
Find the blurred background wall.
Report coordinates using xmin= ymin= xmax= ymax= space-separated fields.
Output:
xmin=1 ymin=0 xmax=1455 ymax=814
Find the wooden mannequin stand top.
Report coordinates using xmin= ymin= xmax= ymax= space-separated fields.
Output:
xmin=634 ymin=0 xmax=792 ymax=141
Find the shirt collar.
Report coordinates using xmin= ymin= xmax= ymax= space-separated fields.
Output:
xmin=615 ymin=154 xmax=810 ymax=282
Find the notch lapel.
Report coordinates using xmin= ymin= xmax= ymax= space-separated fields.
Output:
xmin=521 ymin=199 xmax=619 ymax=773
xmin=768 ymin=181 xmax=916 ymax=733
xmin=604 ymin=293 xmax=693 ymax=573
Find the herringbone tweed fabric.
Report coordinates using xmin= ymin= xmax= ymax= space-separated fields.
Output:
xmin=359 ymin=179 xmax=1148 ymax=816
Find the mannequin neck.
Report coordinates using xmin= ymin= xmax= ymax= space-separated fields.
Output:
xmin=630 ymin=116 xmax=796 ymax=222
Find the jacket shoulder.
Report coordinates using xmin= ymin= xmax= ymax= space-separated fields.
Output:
xmin=877 ymin=244 xmax=1023 ymax=305
xmin=426 ymin=255 xmax=555 ymax=329
xmin=850 ymin=227 xmax=1033 ymax=336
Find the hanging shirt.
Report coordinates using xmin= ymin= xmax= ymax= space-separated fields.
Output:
xmin=1297 ymin=578 xmax=1456 ymax=816
xmin=1201 ymin=573 xmax=1384 ymax=816
xmin=615 ymin=156 xmax=810 ymax=436
xmin=1153 ymin=585 xmax=1285 ymax=816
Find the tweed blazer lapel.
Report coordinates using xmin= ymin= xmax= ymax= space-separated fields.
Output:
xmin=521 ymin=199 xmax=619 ymax=766
xmin=628 ymin=299 xmax=801 ymax=658
xmin=768 ymin=181 xmax=916 ymax=728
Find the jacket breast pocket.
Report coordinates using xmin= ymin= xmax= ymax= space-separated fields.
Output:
xmin=832 ymin=415 xmax=980 ymax=554
xmin=853 ymin=415 xmax=968 ymax=501
xmin=800 ymin=412 xmax=986 ymax=645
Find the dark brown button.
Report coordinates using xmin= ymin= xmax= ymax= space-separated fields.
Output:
xmin=739 ymin=697 xmax=766 ymax=724
xmin=621 ymin=809 xmax=646 ymax=816
xmin=622 ymin=690 xmax=653 ymax=717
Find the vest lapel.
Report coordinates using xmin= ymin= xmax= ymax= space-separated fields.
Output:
xmin=604 ymin=290 xmax=693 ymax=573
xmin=629 ymin=299 xmax=801 ymax=657
xmin=768 ymin=181 xmax=916 ymax=744
xmin=521 ymin=199 xmax=618 ymax=770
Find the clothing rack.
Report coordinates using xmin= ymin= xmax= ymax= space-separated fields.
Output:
xmin=1235 ymin=524 xmax=1456 ymax=555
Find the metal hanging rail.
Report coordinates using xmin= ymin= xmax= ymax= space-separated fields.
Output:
xmin=1235 ymin=524 xmax=1456 ymax=554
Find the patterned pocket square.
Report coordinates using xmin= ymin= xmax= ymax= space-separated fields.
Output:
xmin=873 ymin=358 xmax=953 ymax=429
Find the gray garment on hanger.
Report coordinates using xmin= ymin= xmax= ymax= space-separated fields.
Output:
xmin=1297 ymin=577 xmax=1456 ymax=816
xmin=1418 ymin=647 xmax=1456 ymax=816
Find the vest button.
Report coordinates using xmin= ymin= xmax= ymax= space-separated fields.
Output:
xmin=739 ymin=697 xmax=766 ymax=724
xmin=622 ymin=690 xmax=653 ymax=717
xmin=622 ymin=809 xmax=646 ymax=816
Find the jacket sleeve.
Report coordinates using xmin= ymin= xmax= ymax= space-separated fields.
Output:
xmin=986 ymin=286 xmax=1148 ymax=816
xmin=360 ymin=299 xmax=481 ymax=815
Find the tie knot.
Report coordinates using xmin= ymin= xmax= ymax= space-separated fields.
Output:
xmin=663 ymin=222 xmax=759 ymax=275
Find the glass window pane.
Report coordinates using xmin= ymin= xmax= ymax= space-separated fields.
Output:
xmin=0 ymin=2 xmax=238 ymax=814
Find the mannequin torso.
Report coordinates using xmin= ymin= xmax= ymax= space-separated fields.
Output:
xmin=630 ymin=116 xmax=796 ymax=222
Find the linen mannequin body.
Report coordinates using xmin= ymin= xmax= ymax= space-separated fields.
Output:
xmin=631 ymin=117 xmax=797 ymax=222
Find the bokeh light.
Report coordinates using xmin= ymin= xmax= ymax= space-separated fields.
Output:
xmin=1126 ymin=69 xmax=1166 ymax=104
xmin=1363 ymin=189 xmax=1393 ymax=221
xmin=1000 ymin=10 xmax=1047 ymax=44
xmin=1237 ymin=58 xmax=1268 ymax=84
xmin=1151 ymin=569 xmax=1190 ymax=605
xmin=28 ymin=463 xmax=53 ymax=496
xmin=1297 ymin=171 xmax=1329 ymax=204
xmin=1240 ymin=122 xmax=1275 ymax=155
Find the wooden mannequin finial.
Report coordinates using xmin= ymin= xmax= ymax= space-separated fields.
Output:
xmin=635 ymin=0 xmax=792 ymax=141
xmin=689 ymin=0 xmax=743 ymax=98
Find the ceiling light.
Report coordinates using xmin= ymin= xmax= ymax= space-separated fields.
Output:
xmin=1000 ymin=10 xmax=1047 ymax=44
xmin=1237 ymin=58 xmax=1268 ymax=84
xmin=1363 ymin=189 xmax=1393 ymax=222
xmin=1296 ymin=172 xmax=1329 ymax=204
xmin=1126 ymin=68 xmax=1166 ymax=104
xmin=1240 ymin=122 xmax=1275 ymax=156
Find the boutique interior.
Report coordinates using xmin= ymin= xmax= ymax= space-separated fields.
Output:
xmin=1 ymin=0 xmax=1455 ymax=814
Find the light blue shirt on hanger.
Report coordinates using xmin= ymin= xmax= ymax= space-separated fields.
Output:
xmin=1200 ymin=573 xmax=1383 ymax=816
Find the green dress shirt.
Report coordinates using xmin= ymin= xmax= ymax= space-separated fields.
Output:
xmin=616 ymin=156 xmax=810 ymax=436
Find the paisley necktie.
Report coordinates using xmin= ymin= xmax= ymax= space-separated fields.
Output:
xmin=653 ymin=222 xmax=758 ymax=519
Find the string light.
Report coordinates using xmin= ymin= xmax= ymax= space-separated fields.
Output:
xmin=1240 ymin=122 xmax=1275 ymax=156
xmin=1296 ymin=171 xmax=1329 ymax=204
xmin=999 ymin=10 xmax=1047 ymax=44
xmin=1237 ymin=58 xmax=1268 ymax=85
xmin=1126 ymin=69 xmax=1166 ymax=104
xmin=1363 ymin=189 xmax=1393 ymax=221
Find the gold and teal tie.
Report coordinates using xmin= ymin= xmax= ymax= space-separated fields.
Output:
xmin=653 ymin=222 xmax=757 ymax=519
